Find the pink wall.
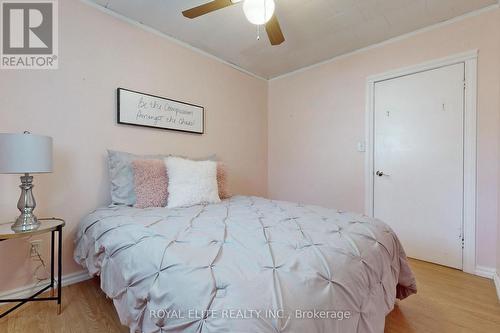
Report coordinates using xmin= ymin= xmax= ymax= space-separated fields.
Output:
xmin=1 ymin=0 xmax=499 ymax=296
xmin=0 ymin=0 xmax=268 ymax=292
xmin=268 ymin=8 xmax=500 ymax=269
xmin=498 ymin=28 xmax=500 ymax=277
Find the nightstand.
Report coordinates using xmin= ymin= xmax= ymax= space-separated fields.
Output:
xmin=0 ymin=218 xmax=65 ymax=317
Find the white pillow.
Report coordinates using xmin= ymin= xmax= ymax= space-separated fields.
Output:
xmin=165 ymin=156 xmax=221 ymax=208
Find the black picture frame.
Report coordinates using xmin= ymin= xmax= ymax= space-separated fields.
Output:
xmin=117 ymin=88 xmax=205 ymax=134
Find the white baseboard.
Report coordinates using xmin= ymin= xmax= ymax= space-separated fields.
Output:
xmin=477 ymin=266 xmax=500 ymax=301
xmin=474 ymin=265 xmax=496 ymax=279
xmin=0 ymin=270 xmax=91 ymax=302
xmin=493 ymin=272 xmax=500 ymax=302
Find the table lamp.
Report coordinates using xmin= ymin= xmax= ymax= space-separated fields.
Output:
xmin=0 ymin=132 xmax=53 ymax=232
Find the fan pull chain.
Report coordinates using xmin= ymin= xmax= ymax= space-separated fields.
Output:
xmin=257 ymin=0 xmax=267 ymax=41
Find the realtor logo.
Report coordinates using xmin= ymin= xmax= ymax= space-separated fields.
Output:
xmin=1 ymin=0 xmax=58 ymax=69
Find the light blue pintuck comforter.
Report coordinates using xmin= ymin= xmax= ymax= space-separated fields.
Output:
xmin=74 ymin=196 xmax=416 ymax=333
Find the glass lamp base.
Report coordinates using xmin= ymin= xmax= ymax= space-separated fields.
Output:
xmin=11 ymin=215 xmax=40 ymax=232
xmin=11 ymin=173 xmax=41 ymax=233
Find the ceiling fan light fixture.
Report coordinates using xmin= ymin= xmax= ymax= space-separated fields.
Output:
xmin=243 ymin=0 xmax=275 ymax=25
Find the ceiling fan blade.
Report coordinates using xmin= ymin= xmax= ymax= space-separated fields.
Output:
xmin=182 ymin=0 xmax=235 ymax=19
xmin=266 ymin=15 xmax=285 ymax=45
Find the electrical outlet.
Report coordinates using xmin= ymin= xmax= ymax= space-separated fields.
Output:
xmin=29 ymin=240 xmax=42 ymax=258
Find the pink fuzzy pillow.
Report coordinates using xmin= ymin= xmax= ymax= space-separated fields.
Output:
xmin=132 ymin=159 xmax=168 ymax=208
xmin=217 ymin=163 xmax=231 ymax=199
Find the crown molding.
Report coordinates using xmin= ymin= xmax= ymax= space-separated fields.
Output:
xmin=270 ymin=3 xmax=499 ymax=81
xmin=80 ymin=1 xmax=498 ymax=82
xmin=79 ymin=0 xmax=267 ymax=81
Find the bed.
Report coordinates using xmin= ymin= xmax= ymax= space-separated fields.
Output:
xmin=74 ymin=195 xmax=416 ymax=333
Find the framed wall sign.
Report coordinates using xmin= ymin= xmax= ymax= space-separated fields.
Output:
xmin=117 ymin=88 xmax=204 ymax=134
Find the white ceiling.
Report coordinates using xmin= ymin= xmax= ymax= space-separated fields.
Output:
xmin=89 ymin=0 xmax=497 ymax=79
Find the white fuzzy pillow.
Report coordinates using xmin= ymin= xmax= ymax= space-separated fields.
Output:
xmin=165 ymin=156 xmax=221 ymax=208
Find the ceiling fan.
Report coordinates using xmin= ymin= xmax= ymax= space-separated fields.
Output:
xmin=182 ymin=0 xmax=285 ymax=46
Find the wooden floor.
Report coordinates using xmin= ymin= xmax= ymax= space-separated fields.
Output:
xmin=385 ymin=259 xmax=500 ymax=333
xmin=1 ymin=259 xmax=499 ymax=332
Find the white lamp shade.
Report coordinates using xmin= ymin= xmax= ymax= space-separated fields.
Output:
xmin=243 ymin=0 xmax=275 ymax=25
xmin=0 ymin=133 xmax=53 ymax=174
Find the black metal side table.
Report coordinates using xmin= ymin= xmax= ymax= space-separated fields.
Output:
xmin=0 ymin=217 xmax=65 ymax=317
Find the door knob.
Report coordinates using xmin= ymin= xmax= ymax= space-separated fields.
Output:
xmin=376 ymin=171 xmax=389 ymax=177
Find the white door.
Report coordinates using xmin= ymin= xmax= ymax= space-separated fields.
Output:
xmin=373 ymin=63 xmax=464 ymax=269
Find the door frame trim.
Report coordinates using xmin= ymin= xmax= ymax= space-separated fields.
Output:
xmin=364 ymin=50 xmax=478 ymax=274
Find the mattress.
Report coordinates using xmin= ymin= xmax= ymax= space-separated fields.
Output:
xmin=74 ymin=196 xmax=416 ymax=333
